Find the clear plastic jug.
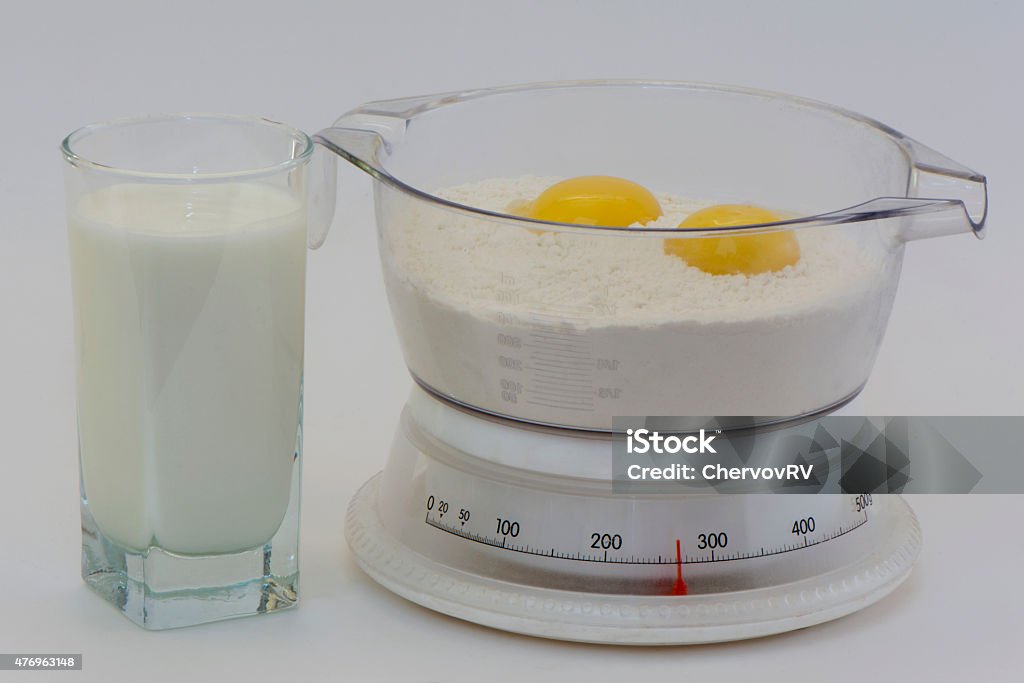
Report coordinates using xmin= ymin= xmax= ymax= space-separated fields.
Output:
xmin=314 ymin=81 xmax=987 ymax=431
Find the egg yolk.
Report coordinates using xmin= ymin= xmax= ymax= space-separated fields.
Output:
xmin=518 ymin=176 xmax=663 ymax=228
xmin=664 ymin=204 xmax=800 ymax=275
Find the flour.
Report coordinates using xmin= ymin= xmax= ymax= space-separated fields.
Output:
xmin=380 ymin=177 xmax=900 ymax=430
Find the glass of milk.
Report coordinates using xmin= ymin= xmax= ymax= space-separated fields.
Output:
xmin=62 ymin=114 xmax=315 ymax=629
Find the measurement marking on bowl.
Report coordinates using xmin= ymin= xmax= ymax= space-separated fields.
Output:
xmin=493 ymin=310 xmax=631 ymax=415
xmin=531 ymin=347 xmax=591 ymax=358
xmin=533 ymin=377 xmax=593 ymax=388
xmin=529 ymin=333 xmax=588 ymax=346
xmin=525 ymin=321 xmax=596 ymax=410
xmin=528 ymin=365 xmax=591 ymax=378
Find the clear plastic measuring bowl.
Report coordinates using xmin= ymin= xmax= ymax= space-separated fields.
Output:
xmin=314 ymin=81 xmax=987 ymax=431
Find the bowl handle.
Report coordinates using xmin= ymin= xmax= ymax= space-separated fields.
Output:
xmin=308 ymin=109 xmax=415 ymax=249
xmin=812 ymin=138 xmax=987 ymax=243
xmin=897 ymin=136 xmax=987 ymax=241
xmin=305 ymin=142 xmax=338 ymax=250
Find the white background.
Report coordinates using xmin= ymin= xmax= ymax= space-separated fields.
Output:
xmin=1 ymin=0 xmax=1022 ymax=680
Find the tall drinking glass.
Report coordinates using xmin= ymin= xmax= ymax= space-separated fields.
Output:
xmin=62 ymin=114 xmax=311 ymax=629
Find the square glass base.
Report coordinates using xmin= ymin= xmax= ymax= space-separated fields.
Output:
xmin=80 ymin=481 xmax=300 ymax=630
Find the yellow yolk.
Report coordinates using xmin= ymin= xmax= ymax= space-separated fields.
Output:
xmin=517 ymin=176 xmax=663 ymax=228
xmin=665 ymin=204 xmax=801 ymax=275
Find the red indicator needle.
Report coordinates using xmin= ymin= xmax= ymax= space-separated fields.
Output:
xmin=672 ymin=538 xmax=689 ymax=596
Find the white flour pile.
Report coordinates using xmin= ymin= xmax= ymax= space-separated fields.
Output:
xmin=380 ymin=177 xmax=899 ymax=430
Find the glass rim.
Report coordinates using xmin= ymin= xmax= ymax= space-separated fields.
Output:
xmin=61 ymin=112 xmax=314 ymax=182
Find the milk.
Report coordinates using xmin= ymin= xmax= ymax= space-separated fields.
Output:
xmin=69 ymin=183 xmax=306 ymax=554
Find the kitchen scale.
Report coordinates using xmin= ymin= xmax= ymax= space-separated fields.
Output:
xmin=312 ymin=81 xmax=985 ymax=644
xmin=345 ymin=385 xmax=920 ymax=644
